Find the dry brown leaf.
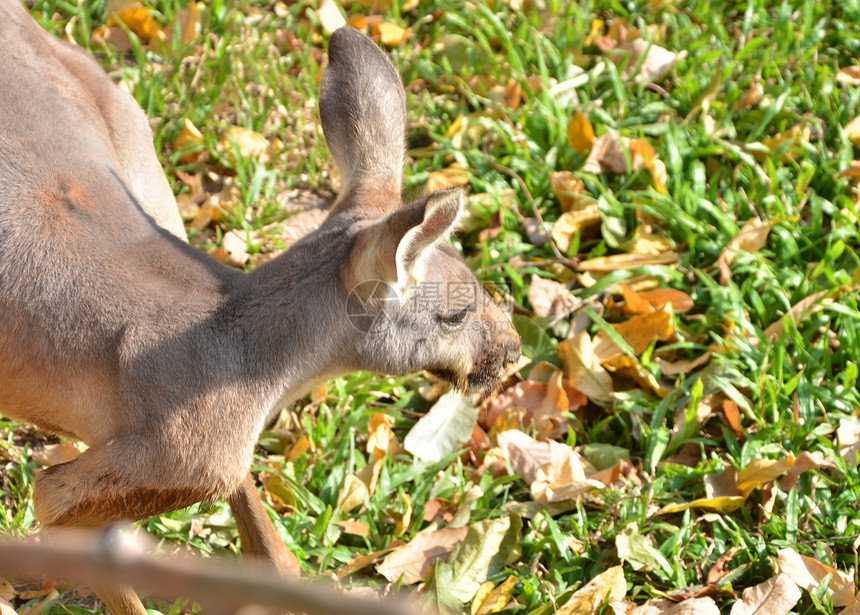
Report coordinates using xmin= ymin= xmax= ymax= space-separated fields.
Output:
xmin=332 ymin=520 xmax=371 ymax=538
xmin=704 ymin=464 xmax=739 ymax=499
xmin=736 ymin=455 xmax=796 ymax=498
xmin=556 ymin=566 xmax=626 ymax=615
xmin=567 ymin=111 xmax=595 ymax=154
xmin=337 ymin=473 xmax=368 ymax=512
xmin=210 ymin=229 xmax=249 ymax=267
xmin=619 ymin=227 xmax=674 ymax=255
xmin=837 ymin=66 xmax=860 ymax=86
xmin=552 ymin=206 xmax=602 ymax=253
xmin=604 ymin=355 xmax=671 ymax=397
xmin=616 ymin=39 xmax=687 ymax=83
xmin=578 ymin=252 xmax=679 ymax=271
xmin=472 ymin=575 xmax=518 ymax=615
xmin=721 ymin=399 xmax=743 ymax=436
xmin=777 ymin=548 xmax=856 ymax=607
xmin=426 ymin=162 xmax=470 ymax=193
xmin=367 ymin=412 xmax=396 ymax=461
xmin=707 ymin=547 xmax=741 ymax=586
xmin=837 ymin=419 xmax=860 ymax=466
xmin=0 ymin=579 xmax=16 ymax=602
xmin=376 ymin=527 xmax=468 ymax=583
xmin=718 ymin=218 xmax=773 ymax=284
xmin=497 ymin=429 xmax=554 ymax=483
xmin=551 ymin=171 xmax=590 ymax=212
xmin=336 ymin=546 xmax=400 ymax=579
xmin=592 ymin=305 xmax=675 ymax=363
xmin=164 ymin=0 xmax=200 ymax=46
xmin=764 ymin=288 xmax=840 ymax=341
xmin=845 ymin=116 xmax=860 ymax=145
xmin=582 ymin=133 xmax=631 ymax=175
xmin=662 ymin=598 xmax=720 ymax=614
xmin=530 ymin=276 xmax=580 ymax=319
xmin=531 ymin=439 xmax=604 ymax=502
xmin=558 ymin=331 xmax=614 ymax=404
xmin=729 ymin=573 xmax=801 ymax=615
xmin=653 ymin=351 xmax=712 ymax=376
xmin=620 ymin=283 xmax=655 ymax=314
xmin=779 ymin=451 xmax=837 ymax=491
xmin=732 ymin=81 xmax=763 ymax=110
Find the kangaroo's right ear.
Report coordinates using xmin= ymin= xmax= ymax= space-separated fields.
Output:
xmin=319 ymin=27 xmax=406 ymax=215
xmin=342 ymin=189 xmax=464 ymax=295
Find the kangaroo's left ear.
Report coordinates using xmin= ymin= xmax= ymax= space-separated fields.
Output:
xmin=395 ymin=189 xmax=464 ymax=289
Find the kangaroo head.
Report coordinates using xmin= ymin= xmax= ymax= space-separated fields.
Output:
xmin=318 ymin=27 xmax=520 ymax=396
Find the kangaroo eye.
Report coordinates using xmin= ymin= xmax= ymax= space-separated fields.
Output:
xmin=437 ymin=306 xmax=470 ymax=326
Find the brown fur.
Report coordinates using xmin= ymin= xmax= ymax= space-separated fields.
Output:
xmin=0 ymin=6 xmax=520 ymax=614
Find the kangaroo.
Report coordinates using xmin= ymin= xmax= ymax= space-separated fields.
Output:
xmin=0 ymin=1 xmax=520 ymax=613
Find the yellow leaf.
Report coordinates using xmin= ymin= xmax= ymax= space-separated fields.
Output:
xmin=221 ymin=126 xmax=271 ymax=161
xmin=393 ymin=493 xmax=412 ymax=537
xmin=732 ymin=80 xmax=763 ymax=110
xmin=551 ymin=171 xmax=589 ymax=212
xmin=378 ymin=22 xmax=409 ymax=46
xmin=165 ymin=0 xmax=200 ymax=45
xmin=736 ymin=455 xmax=796 ymax=498
xmin=619 ymin=226 xmax=674 ymax=255
xmin=577 ymin=252 xmax=679 ymax=271
xmin=556 ymin=566 xmax=626 ymax=615
xmin=107 ymin=4 xmax=163 ymax=42
xmin=845 ymin=115 xmax=860 ymax=145
xmin=367 ymin=413 xmax=396 ymax=462
xmin=753 ymin=124 xmax=810 ymax=162
xmin=558 ymin=331 xmax=614 ymax=404
xmin=551 ymin=206 xmax=602 ymax=253
xmin=174 ymin=118 xmax=205 ymax=163
xmin=472 ymin=575 xmax=518 ymax=615
xmin=657 ymin=496 xmax=745 ymax=515
xmin=426 ymin=162 xmax=470 ymax=192
xmin=592 ymin=305 xmax=675 ymax=364
xmin=567 ymin=111 xmax=595 ymax=154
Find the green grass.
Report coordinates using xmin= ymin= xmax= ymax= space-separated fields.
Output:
xmin=3 ymin=0 xmax=860 ymax=613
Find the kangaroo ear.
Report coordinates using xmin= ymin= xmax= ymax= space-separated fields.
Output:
xmin=395 ymin=189 xmax=464 ymax=289
xmin=341 ymin=189 xmax=464 ymax=295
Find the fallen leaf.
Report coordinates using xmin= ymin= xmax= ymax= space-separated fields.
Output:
xmin=844 ymin=116 xmax=860 ymax=145
xmin=497 ymin=429 xmax=553 ymax=483
xmin=657 ymin=496 xmax=745 ymax=515
xmin=530 ymin=439 xmax=604 ymax=502
xmin=721 ymin=399 xmax=743 ymax=436
xmin=736 ymin=455 xmax=796 ymax=498
xmin=551 ymin=171 xmax=590 ymax=212
xmin=779 ymin=451 xmax=837 ymax=491
xmin=837 ymin=419 xmax=860 ymax=466
xmin=529 ymin=276 xmax=580 ymax=319
xmin=336 ymin=473 xmax=368 ymax=513
xmin=0 ymin=598 xmax=15 ymax=615
xmin=367 ymin=412 xmax=396 ymax=461
xmin=619 ymin=227 xmax=674 ymax=255
xmin=164 ymin=0 xmax=200 ymax=46
xmin=426 ymin=162 xmax=470 ymax=193
xmin=752 ymin=124 xmax=811 ymax=163
xmin=582 ymin=133 xmax=631 ymax=175
xmin=593 ymin=305 xmax=675 ymax=363
xmin=556 ymin=566 xmax=626 ymax=614
xmin=707 ymin=547 xmax=741 ymax=586
xmin=471 ymin=575 xmax=517 ymax=615
xmin=221 ymin=126 xmax=271 ymax=162
xmin=663 ymin=598 xmax=720 ymax=614
xmin=616 ymin=39 xmax=687 ymax=83
xmin=777 ymin=548 xmax=856 ymax=607
xmin=558 ymin=331 xmax=614 ymax=404
xmin=837 ymin=66 xmax=860 ymax=86
xmin=653 ymin=351 xmax=712 ymax=376
xmin=567 ymin=111 xmax=596 ymax=154
xmin=615 ymin=523 xmax=673 ymax=573
xmin=318 ymin=0 xmax=346 ymax=33
xmin=718 ymin=218 xmax=773 ymax=284
xmin=729 ymin=573 xmax=801 ymax=615
xmin=336 ymin=546 xmax=400 ymax=580
xmin=578 ymin=252 xmax=679 ymax=271
xmin=763 ymin=288 xmax=841 ymax=341
xmin=324 ymin=520 xmax=368 ymax=541
xmin=552 ymin=206 xmax=602 ymax=252
xmin=404 ymin=391 xmax=477 ymax=462
xmin=108 ymin=4 xmax=163 ymax=43
xmin=732 ymin=81 xmax=763 ymax=110
xmin=376 ymin=527 xmax=468 ymax=583
xmin=174 ymin=118 xmax=205 ymax=164
xmin=377 ymin=21 xmax=409 ymax=45
xmin=211 ymin=229 xmax=249 ymax=267
xmin=444 ymin=515 xmax=523 ymax=602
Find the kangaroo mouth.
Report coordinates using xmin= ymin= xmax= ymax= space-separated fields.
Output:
xmin=426 ymin=364 xmax=505 ymax=401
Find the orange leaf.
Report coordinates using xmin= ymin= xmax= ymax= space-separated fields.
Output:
xmin=567 ymin=111 xmax=595 ymax=154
